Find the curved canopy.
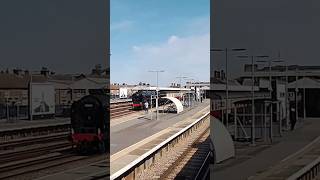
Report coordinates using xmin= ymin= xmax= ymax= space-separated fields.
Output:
xmin=211 ymin=117 xmax=235 ymax=163
xmin=162 ymin=96 xmax=184 ymax=113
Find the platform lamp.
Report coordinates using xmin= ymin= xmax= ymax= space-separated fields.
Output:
xmin=211 ymin=48 xmax=247 ymax=127
xmin=271 ymin=59 xmax=288 ymax=129
xmin=176 ymin=75 xmax=188 ymax=105
xmin=148 ymin=70 xmax=164 ymax=120
xmin=256 ymin=55 xmax=287 ymax=129
xmin=184 ymin=78 xmax=194 ymax=107
xmin=237 ymin=55 xmax=269 ymax=146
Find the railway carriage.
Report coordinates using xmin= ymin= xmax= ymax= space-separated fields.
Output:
xmin=131 ymin=90 xmax=167 ymax=110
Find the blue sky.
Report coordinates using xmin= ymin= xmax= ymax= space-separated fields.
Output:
xmin=111 ymin=0 xmax=210 ymax=86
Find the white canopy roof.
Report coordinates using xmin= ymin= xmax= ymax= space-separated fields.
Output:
xmin=132 ymin=86 xmax=191 ymax=91
xmin=288 ymin=78 xmax=320 ymax=88
xmin=162 ymin=96 xmax=184 ymax=113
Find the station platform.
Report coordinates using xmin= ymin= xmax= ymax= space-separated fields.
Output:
xmin=0 ymin=117 xmax=70 ymax=133
xmin=212 ymin=118 xmax=320 ymax=180
xmin=110 ymin=98 xmax=132 ymax=104
xmin=110 ymin=100 xmax=210 ymax=175
xmin=110 ymin=100 xmax=210 ymax=154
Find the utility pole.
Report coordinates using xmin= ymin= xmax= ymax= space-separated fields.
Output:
xmin=211 ymin=48 xmax=247 ymax=127
xmin=149 ymin=70 xmax=164 ymax=120
xmin=176 ymin=75 xmax=188 ymax=104
xmin=295 ymin=68 xmax=298 ymax=122
xmin=238 ymin=54 xmax=269 ymax=145
xmin=251 ymin=56 xmax=255 ymax=145
xmin=29 ymin=74 xmax=33 ymax=121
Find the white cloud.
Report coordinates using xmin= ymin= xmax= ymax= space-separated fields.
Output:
xmin=111 ymin=16 xmax=210 ymax=86
xmin=127 ymin=32 xmax=209 ymax=86
xmin=111 ymin=20 xmax=134 ymax=31
xmin=167 ymin=35 xmax=179 ymax=44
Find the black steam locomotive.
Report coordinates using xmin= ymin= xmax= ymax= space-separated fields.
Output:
xmin=69 ymin=92 xmax=109 ymax=154
xmin=131 ymin=90 xmax=167 ymax=110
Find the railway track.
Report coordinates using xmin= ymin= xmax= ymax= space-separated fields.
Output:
xmin=162 ymin=130 xmax=210 ymax=180
xmin=0 ymin=132 xmax=74 ymax=179
xmin=0 ymin=142 xmax=105 ymax=180
xmin=0 ymin=132 xmax=68 ymax=150
xmin=111 ymin=101 xmax=137 ymax=119
xmin=0 ymin=151 xmax=89 ymax=180
xmin=138 ymin=126 xmax=210 ymax=180
xmin=0 ymin=141 xmax=70 ymax=164
xmin=0 ymin=130 xmax=108 ymax=180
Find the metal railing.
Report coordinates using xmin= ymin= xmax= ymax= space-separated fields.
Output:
xmin=288 ymin=157 xmax=320 ymax=180
xmin=110 ymin=111 xmax=210 ymax=180
xmin=194 ymin=151 xmax=212 ymax=180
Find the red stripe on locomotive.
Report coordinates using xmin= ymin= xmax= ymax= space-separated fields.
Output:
xmin=72 ymin=133 xmax=104 ymax=143
xmin=132 ymin=103 xmax=142 ymax=107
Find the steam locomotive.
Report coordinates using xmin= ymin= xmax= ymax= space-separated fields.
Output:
xmin=69 ymin=92 xmax=109 ymax=154
xmin=131 ymin=90 xmax=167 ymax=110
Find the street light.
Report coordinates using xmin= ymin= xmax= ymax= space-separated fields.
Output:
xmin=211 ymin=48 xmax=247 ymax=127
xmin=237 ymin=55 xmax=269 ymax=145
xmin=295 ymin=67 xmax=298 ymax=122
xmin=184 ymin=78 xmax=195 ymax=107
xmin=256 ymin=54 xmax=288 ymax=130
xmin=149 ymin=70 xmax=164 ymax=120
xmin=176 ymin=75 xmax=188 ymax=104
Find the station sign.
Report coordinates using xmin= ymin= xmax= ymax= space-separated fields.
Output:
xmin=31 ymin=83 xmax=55 ymax=115
xmin=119 ymin=88 xmax=128 ymax=99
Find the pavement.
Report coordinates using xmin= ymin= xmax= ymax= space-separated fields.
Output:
xmin=212 ymin=118 xmax=320 ymax=180
xmin=0 ymin=117 xmax=70 ymax=132
xmin=110 ymin=99 xmax=210 ymax=155
xmin=110 ymin=100 xmax=210 ymax=175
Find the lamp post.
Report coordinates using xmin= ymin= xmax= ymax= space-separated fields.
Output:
xmin=184 ymin=78 xmax=194 ymax=107
xmin=258 ymin=54 xmax=287 ymax=129
xmin=29 ymin=72 xmax=35 ymax=121
xmin=272 ymin=60 xmax=288 ymax=130
xmin=295 ymin=67 xmax=298 ymax=122
xmin=238 ymin=55 xmax=269 ymax=145
xmin=176 ymin=75 xmax=188 ymax=104
xmin=149 ymin=70 xmax=164 ymax=120
xmin=211 ymin=48 xmax=247 ymax=127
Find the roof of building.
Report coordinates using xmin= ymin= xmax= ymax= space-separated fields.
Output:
xmin=0 ymin=74 xmax=47 ymax=89
xmin=288 ymin=77 xmax=320 ymax=88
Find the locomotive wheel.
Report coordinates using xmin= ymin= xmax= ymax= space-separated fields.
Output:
xmin=77 ymin=142 xmax=89 ymax=154
xmin=98 ymin=141 xmax=106 ymax=154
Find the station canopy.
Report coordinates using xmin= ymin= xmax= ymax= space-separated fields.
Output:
xmin=288 ymin=77 xmax=320 ymax=89
xmin=162 ymin=96 xmax=184 ymax=113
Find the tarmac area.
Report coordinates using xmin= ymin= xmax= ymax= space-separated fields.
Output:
xmin=0 ymin=117 xmax=70 ymax=132
xmin=110 ymin=99 xmax=210 ymax=155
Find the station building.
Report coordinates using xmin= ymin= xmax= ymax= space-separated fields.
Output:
xmin=0 ymin=69 xmax=108 ymax=120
